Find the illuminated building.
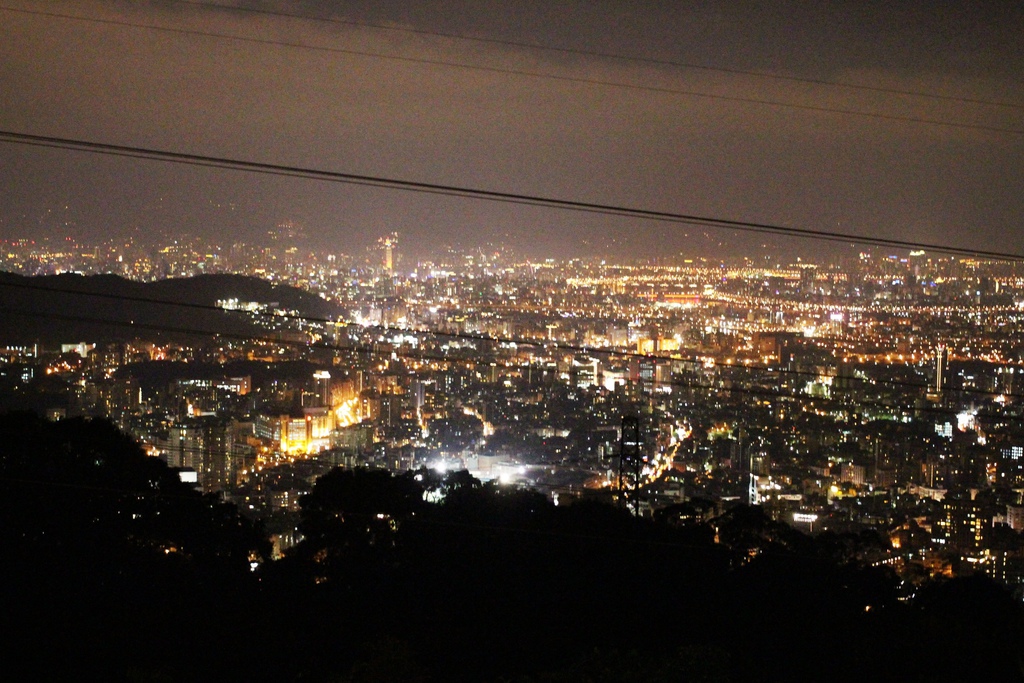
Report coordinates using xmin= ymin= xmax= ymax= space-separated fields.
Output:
xmin=164 ymin=418 xmax=235 ymax=493
xmin=308 ymin=370 xmax=332 ymax=408
xmin=1007 ymin=505 xmax=1024 ymax=532
xmin=331 ymin=421 xmax=376 ymax=453
xmin=937 ymin=492 xmax=986 ymax=552
xmin=378 ymin=233 xmax=398 ymax=275
xmin=255 ymin=408 xmax=337 ymax=455
xmin=840 ymin=463 xmax=866 ymax=487
xmin=935 ymin=344 xmax=948 ymax=393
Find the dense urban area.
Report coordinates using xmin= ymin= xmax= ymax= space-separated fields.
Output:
xmin=2 ymin=227 xmax=1024 ymax=680
xmin=4 ymin=1 xmax=1022 ymax=679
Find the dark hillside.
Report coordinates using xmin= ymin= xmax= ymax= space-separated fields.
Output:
xmin=0 ymin=272 xmax=344 ymax=345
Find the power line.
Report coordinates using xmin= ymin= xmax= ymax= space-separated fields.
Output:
xmin=2 ymin=275 xmax=1019 ymax=403
xmin=1 ymin=129 xmax=1021 ymax=262
xmin=176 ymin=0 xmax=1024 ymax=112
xmin=3 ymin=5 xmax=1022 ymax=136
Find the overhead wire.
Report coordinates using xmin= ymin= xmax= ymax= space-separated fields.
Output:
xmin=1 ymin=129 xmax=1023 ymax=262
xmin=175 ymin=0 xmax=1024 ymax=112
xmin=0 ymin=4 xmax=1011 ymax=544
xmin=1 ymin=5 xmax=1022 ymax=136
xmin=0 ymin=26 xmax=1018 ymax=420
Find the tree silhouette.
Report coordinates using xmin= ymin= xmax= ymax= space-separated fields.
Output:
xmin=0 ymin=412 xmax=269 ymax=680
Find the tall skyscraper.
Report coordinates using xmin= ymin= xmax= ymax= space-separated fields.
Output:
xmin=378 ymin=233 xmax=398 ymax=275
xmin=267 ymin=220 xmax=305 ymax=267
xmin=313 ymin=370 xmax=332 ymax=408
xmin=935 ymin=345 xmax=948 ymax=393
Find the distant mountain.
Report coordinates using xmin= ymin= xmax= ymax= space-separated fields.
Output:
xmin=0 ymin=272 xmax=345 ymax=346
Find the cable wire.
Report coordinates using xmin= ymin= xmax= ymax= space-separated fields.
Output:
xmin=175 ymin=0 xmax=1024 ymax=112
xmin=1 ymin=129 xmax=1021 ymax=261
xmin=2 ymin=5 xmax=1022 ymax=136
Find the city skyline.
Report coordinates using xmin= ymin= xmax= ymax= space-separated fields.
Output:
xmin=1 ymin=1 xmax=1022 ymax=261
xmin=6 ymin=247 xmax=1024 ymax=680
xmin=4 ymin=4 xmax=1024 ymax=679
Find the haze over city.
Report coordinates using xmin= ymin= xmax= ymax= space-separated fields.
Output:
xmin=1 ymin=0 xmax=1022 ymax=260
xmin=3 ymin=3 xmax=1024 ymax=681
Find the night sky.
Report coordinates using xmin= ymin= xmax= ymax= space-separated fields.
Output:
xmin=1 ymin=0 xmax=1022 ymax=262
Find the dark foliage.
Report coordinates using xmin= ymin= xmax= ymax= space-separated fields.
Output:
xmin=2 ymin=420 xmax=1022 ymax=682
xmin=0 ymin=412 xmax=269 ymax=680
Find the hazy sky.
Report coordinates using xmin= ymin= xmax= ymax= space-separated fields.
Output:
xmin=1 ymin=0 xmax=1022 ymax=262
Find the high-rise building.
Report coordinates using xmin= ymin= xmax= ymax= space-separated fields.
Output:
xmin=313 ymin=370 xmax=332 ymax=408
xmin=165 ymin=418 xmax=235 ymax=493
xmin=268 ymin=220 xmax=305 ymax=244
xmin=937 ymin=491 xmax=985 ymax=551
xmin=378 ymin=233 xmax=398 ymax=275
xmin=935 ymin=345 xmax=948 ymax=393
xmin=266 ymin=220 xmax=305 ymax=267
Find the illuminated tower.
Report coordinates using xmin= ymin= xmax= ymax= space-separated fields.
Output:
xmin=935 ymin=345 xmax=948 ymax=393
xmin=378 ymin=233 xmax=398 ymax=276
